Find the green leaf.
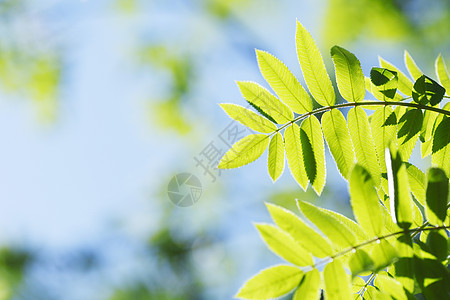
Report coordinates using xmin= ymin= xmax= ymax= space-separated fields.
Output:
xmin=413 ymin=244 xmax=450 ymax=300
xmin=432 ymin=117 xmax=450 ymax=177
xmin=370 ymin=239 xmax=399 ymax=273
xmin=256 ymin=50 xmax=313 ymax=114
xmin=391 ymin=235 xmax=415 ymax=293
xmin=365 ymin=77 xmax=403 ymax=102
xmin=370 ymin=106 xmax=397 ymax=174
xmin=268 ymin=133 xmax=285 ymax=181
xmin=364 ymin=285 xmax=390 ymax=300
xmin=426 ymin=230 xmax=447 ymax=261
xmin=397 ymin=108 xmax=423 ymax=147
xmin=219 ymin=103 xmax=277 ymax=133
xmin=352 ymin=276 xmax=366 ymax=294
xmin=330 ymin=45 xmax=365 ymax=102
xmin=255 ymin=223 xmax=313 ymax=266
xmin=374 ymin=275 xmax=407 ymax=300
xmin=350 ymin=164 xmax=384 ymax=237
xmin=301 ymin=116 xmax=326 ymax=195
xmin=347 ymin=107 xmax=381 ymax=186
xmin=235 ymin=265 xmax=303 ymax=299
xmin=322 ymin=109 xmax=355 ymax=179
xmin=412 ymin=75 xmax=446 ymax=106
xmin=370 ymin=67 xmax=398 ymax=100
xmin=425 ymin=168 xmax=448 ymax=226
xmin=293 ymin=269 xmax=320 ymax=300
xmin=420 ymin=110 xmax=439 ymax=158
xmin=266 ymin=203 xmax=335 ymax=258
xmin=386 ymin=147 xmax=413 ymax=229
xmin=395 ymin=106 xmax=418 ymax=161
xmin=379 ymin=57 xmax=413 ymax=96
xmin=325 ymin=209 xmax=370 ymax=242
xmin=296 ymin=21 xmax=335 ymax=106
xmin=218 ymin=134 xmax=270 ymax=169
xmin=237 ymin=81 xmax=293 ymax=124
xmin=297 ymin=200 xmax=357 ymax=249
xmin=324 ymin=259 xmax=352 ymax=300
xmin=349 ymin=249 xmax=374 ymax=277
xmin=285 ymin=123 xmax=308 ymax=190
xmin=404 ymin=50 xmax=424 ymax=81
xmin=435 ymin=54 xmax=450 ymax=94
xmin=405 ymin=162 xmax=426 ymax=206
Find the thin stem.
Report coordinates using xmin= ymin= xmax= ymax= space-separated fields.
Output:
xmin=270 ymin=100 xmax=450 ymax=137
xmin=311 ymin=225 xmax=450 ymax=270
xmin=357 ymin=273 xmax=376 ymax=297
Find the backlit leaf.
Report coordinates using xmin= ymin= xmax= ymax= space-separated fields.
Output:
xmin=235 ymin=265 xmax=303 ymax=299
xmin=412 ymin=75 xmax=445 ymax=106
xmin=285 ymin=123 xmax=308 ymax=190
xmin=322 ymin=109 xmax=355 ymax=179
xmin=348 ymin=107 xmax=381 ymax=186
xmin=370 ymin=67 xmax=398 ymax=100
xmin=379 ymin=57 xmax=413 ymax=96
xmin=374 ymin=275 xmax=407 ymax=300
xmin=237 ymin=81 xmax=293 ymax=124
xmin=296 ymin=21 xmax=335 ymax=106
xmin=370 ymin=106 xmax=396 ymax=174
xmin=404 ymin=50 xmax=423 ymax=81
xmin=432 ymin=117 xmax=450 ymax=177
xmin=349 ymin=249 xmax=374 ymax=277
xmin=293 ymin=269 xmax=320 ymax=300
xmin=268 ymin=133 xmax=285 ymax=181
xmin=301 ymin=116 xmax=326 ymax=195
xmin=220 ymin=103 xmax=277 ymax=133
xmin=256 ymin=223 xmax=313 ymax=267
xmin=425 ymin=167 xmax=448 ymax=226
xmin=266 ymin=203 xmax=335 ymax=258
xmin=324 ymin=259 xmax=352 ymax=300
xmin=256 ymin=50 xmax=313 ymax=114
xmin=405 ymin=162 xmax=426 ymax=206
xmin=297 ymin=200 xmax=357 ymax=249
xmin=435 ymin=54 xmax=450 ymax=93
xmin=218 ymin=134 xmax=270 ymax=169
xmin=350 ymin=164 xmax=384 ymax=237
xmin=331 ymin=45 xmax=365 ymax=102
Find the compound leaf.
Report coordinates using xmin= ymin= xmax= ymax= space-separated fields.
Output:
xmin=379 ymin=57 xmax=413 ymax=96
xmin=370 ymin=67 xmax=398 ymax=100
xmin=412 ymin=75 xmax=445 ymax=106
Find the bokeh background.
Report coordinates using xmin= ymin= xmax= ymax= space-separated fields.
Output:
xmin=0 ymin=0 xmax=448 ymax=299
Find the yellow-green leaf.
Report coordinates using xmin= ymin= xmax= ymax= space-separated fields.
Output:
xmin=379 ymin=57 xmax=413 ymax=96
xmin=331 ymin=46 xmax=365 ymax=102
xmin=301 ymin=115 xmax=326 ymax=195
xmin=268 ymin=133 xmax=285 ymax=181
xmin=435 ymin=54 xmax=450 ymax=94
xmin=370 ymin=106 xmax=397 ymax=174
xmin=296 ymin=21 xmax=335 ymax=106
xmin=218 ymin=134 xmax=269 ymax=169
xmin=256 ymin=223 xmax=313 ymax=267
xmin=348 ymin=107 xmax=381 ymax=186
xmin=220 ymin=103 xmax=277 ymax=133
xmin=324 ymin=259 xmax=352 ymax=300
xmin=322 ymin=109 xmax=355 ymax=179
xmin=293 ymin=269 xmax=320 ymax=300
xmin=237 ymin=81 xmax=293 ymax=124
xmin=256 ymin=49 xmax=313 ymax=113
xmin=266 ymin=203 xmax=335 ymax=258
xmin=285 ymin=123 xmax=308 ymax=190
xmin=404 ymin=50 xmax=424 ymax=81
xmin=235 ymin=265 xmax=303 ymax=299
